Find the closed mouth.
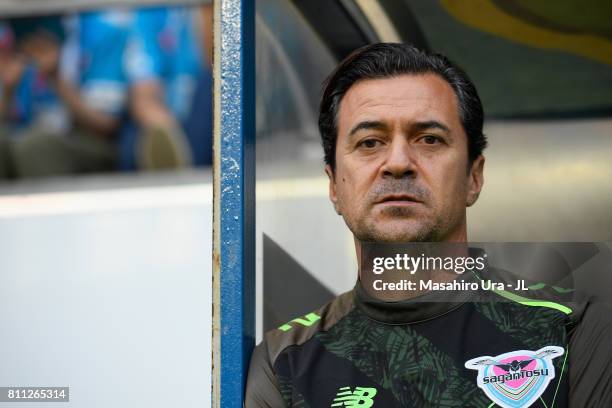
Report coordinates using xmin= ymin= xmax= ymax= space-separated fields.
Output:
xmin=376 ymin=195 xmax=422 ymax=204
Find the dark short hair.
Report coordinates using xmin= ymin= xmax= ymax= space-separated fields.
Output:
xmin=8 ymin=15 xmax=66 ymax=44
xmin=319 ymin=43 xmax=487 ymax=169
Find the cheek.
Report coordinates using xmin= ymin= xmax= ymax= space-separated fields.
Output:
xmin=422 ymin=159 xmax=469 ymax=201
xmin=334 ymin=173 xmax=353 ymax=205
xmin=334 ymin=163 xmax=353 ymax=194
xmin=334 ymin=166 xmax=367 ymax=208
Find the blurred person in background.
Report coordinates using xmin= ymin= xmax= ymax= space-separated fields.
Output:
xmin=0 ymin=11 xmax=132 ymax=179
xmin=124 ymin=5 xmax=212 ymax=170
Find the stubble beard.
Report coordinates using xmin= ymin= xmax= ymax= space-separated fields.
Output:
xmin=347 ymin=203 xmax=459 ymax=243
xmin=339 ymin=178 xmax=464 ymax=243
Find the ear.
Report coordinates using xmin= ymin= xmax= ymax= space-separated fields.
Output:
xmin=325 ymin=164 xmax=341 ymax=215
xmin=466 ymin=155 xmax=485 ymax=207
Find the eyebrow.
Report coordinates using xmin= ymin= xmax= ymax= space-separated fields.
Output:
xmin=348 ymin=120 xmax=452 ymax=138
xmin=411 ymin=120 xmax=450 ymax=134
xmin=349 ymin=121 xmax=388 ymax=136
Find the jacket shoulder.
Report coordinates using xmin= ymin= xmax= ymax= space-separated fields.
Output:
xmin=263 ymin=289 xmax=355 ymax=364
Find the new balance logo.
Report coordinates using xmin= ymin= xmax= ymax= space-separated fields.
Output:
xmin=331 ymin=386 xmax=377 ymax=407
xmin=278 ymin=312 xmax=321 ymax=332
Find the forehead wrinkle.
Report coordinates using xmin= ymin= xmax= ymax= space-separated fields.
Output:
xmin=346 ymin=101 xmax=449 ymax=137
xmin=343 ymin=98 xmax=437 ymax=130
xmin=337 ymin=74 xmax=464 ymax=142
xmin=346 ymin=91 xmax=435 ymax=113
xmin=342 ymin=93 xmax=449 ymax=126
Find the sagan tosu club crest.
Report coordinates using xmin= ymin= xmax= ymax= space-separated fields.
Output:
xmin=465 ymin=346 xmax=564 ymax=408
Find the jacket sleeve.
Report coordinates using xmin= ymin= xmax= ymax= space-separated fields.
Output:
xmin=244 ymin=340 xmax=287 ymax=408
xmin=568 ymin=300 xmax=612 ymax=407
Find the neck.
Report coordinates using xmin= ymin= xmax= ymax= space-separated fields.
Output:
xmin=355 ymin=234 xmax=470 ymax=302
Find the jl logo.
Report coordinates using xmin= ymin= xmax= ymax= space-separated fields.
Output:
xmin=331 ymin=386 xmax=377 ymax=407
xmin=465 ymin=346 xmax=564 ymax=408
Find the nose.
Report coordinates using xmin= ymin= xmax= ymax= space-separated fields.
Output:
xmin=381 ymin=137 xmax=417 ymax=179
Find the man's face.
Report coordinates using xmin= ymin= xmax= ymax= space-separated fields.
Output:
xmin=20 ymin=32 xmax=60 ymax=77
xmin=326 ymin=74 xmax=484 ymax=243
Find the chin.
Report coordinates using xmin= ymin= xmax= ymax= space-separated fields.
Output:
xmin=358 ymin=221 xmax=436 ymax=243
xmin=376 ymin=232 xmax=427 ymax=243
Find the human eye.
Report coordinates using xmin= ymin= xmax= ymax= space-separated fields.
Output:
xmin=418 ymin=135 xmax=444 ymax=145
xmin=357 ymin=138 xmax=383 ymax=149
